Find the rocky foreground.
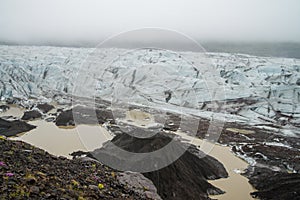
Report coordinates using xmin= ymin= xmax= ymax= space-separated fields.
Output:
xmin=0 ymin=137 xmax=151 ymax=200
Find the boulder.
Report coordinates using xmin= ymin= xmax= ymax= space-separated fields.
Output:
xmin=21 ymin=110 xmax=42 ymax=121
xmin=36 ymin=103 xmax=54 ymax=113
xmin=118 ymin=172 xmax=162 ymax=200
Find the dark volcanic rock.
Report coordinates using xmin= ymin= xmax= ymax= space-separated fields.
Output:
xmin=162 ymin=106 xmax=300 ymax=199
xmin=36 ymin=103 xmax=54 ymax=113
xmin=0 ymin=138 xmax=146 ymax=199
xmin=244 ymin=167 xmax=300 ymax=200
xmin=118 ymin=172 xmax=162 ymax=200
xmin=217 ymin=120 xmax=300 ymax=200
xmin=143 ymin=144 xmax=227 ymax=200
xmin=21 ymin=110 xmax=42 ymax=121
xmin=55 ymin=106 xmax=115 ymax=126
xmin=232 ymin=143 xmax=300 ymax=172
xmin=0 ymin=105 xmax=10 ymax=112
xmin=92 ymin=132 xmax=228 ymax=200
xmin=0 ymin=118 xmax=36 ymax=137
xmin=161 ymin=112 xmax=182 ymax=131
xmin=6 ymin=98 xmax=20 ymax=105
xmin=56 ymin=109 xmax=74 ymax=126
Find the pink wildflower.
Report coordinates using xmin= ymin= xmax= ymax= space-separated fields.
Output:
xmin=5 ymin=172 xmax=14 ymax=177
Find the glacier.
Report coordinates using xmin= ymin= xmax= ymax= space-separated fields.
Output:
xmin=0 ymin=45 xmax=299 ymax=137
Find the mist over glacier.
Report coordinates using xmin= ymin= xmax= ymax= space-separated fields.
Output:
xmin=1 ymin=0 xmax=300 ymax=46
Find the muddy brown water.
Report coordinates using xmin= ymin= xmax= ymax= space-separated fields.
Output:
xmin=176 ymin=131 xmax=255 ymax=200
xmin=14 ymin=121 xmax=113 ymax=159
xmin=0 ymin=104 xmax=25 ymax=118
xmin=1 ymin=105 xmax=112 ymax=158
xmin=1 ymin=107 xmax=255 ymax=199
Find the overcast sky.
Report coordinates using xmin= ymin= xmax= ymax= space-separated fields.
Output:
xmin=0 ymin=0 xmax=300 ymax=45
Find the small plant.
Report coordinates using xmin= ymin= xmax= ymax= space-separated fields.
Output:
xmin=5 ymin=172 xmax=14 ymax=177
xmin=98 ymin=183 xmax=104 ymax=189
xmin=71 ymin=179 xmax=80 ymax=188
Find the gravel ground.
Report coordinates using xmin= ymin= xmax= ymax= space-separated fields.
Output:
xmin=0 ymin=137 xmax=147 ymax=200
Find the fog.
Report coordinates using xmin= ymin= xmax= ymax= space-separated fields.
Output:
xmin=0 ymin=0 xmax=300 ymax=46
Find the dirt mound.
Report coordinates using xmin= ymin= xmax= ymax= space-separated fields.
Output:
xmin=55 ymin=106 xmax=114 ymax=126
xmin=244 ymin=167 xmax=300 ymax=200
xmin=21 ymin=110 xmax=42 ymax=121
xmin=92 ymin=132 xmax=228 ymax=200
xmin=0 ymin=118 xmax=36 ymax=137
xmin=36 ymin=103 xmax=54 ymax=113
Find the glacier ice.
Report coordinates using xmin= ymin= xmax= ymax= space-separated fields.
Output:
xmin=0 ymin=45 xmax=299 ymax=137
